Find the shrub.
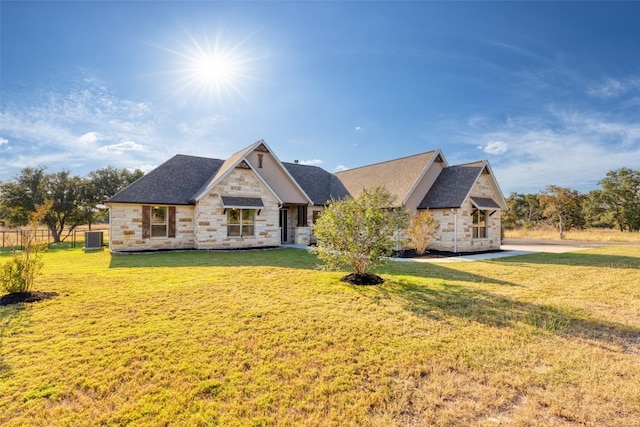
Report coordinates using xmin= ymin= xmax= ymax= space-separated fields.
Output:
xmin=406 ymin=210 xmax=439 ymax=255
xmin=312 ymin=186 xmax=409 ymax=277
xmin=0 ymin=201 xmax=50 ymax=294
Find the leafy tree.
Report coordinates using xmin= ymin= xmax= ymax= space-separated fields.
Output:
xmin=538 ymin=185 xmax=584 ymax=239
xmin=78 ymin=166 xmax=144 ymax=229
xmin=406 ymin=210 xmax=439 ymax=255
xmin=0 ymin=167 xmax=83 ymax=242
xmin=596 ymin=168 xmax=640 ymax=232
xmin=502 ymin=192 xmax=542 ymax=230
xmin=312 ymin=186 xmax=409 ymax=283
xmin=1 ymin=201 xmax=51 ymax=294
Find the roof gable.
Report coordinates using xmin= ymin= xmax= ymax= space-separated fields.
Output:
xmin=192 ymin=140 xmax=312 ymax=204
xmin=283 ymin=162 xmax=350 ymax=205
xmin=108 ymin=155 xmax=223 ymax=205
xmin=334 ymin=150 xmax=445 ymax=205
xmin=418 ymin=165 xmax=483 ymax=209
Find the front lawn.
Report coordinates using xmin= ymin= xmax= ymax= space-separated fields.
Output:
xmin=1 ymin=246 xmax=639 ymax=426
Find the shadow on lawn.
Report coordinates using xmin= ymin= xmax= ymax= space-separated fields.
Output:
xmin=369 ymin=265 xmax=640 ymax=354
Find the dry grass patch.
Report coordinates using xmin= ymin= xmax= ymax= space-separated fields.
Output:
xmin=1 ymin=245 xmax=639 ymax=426
xmin=504 ymin=227 xmax=640 ymax=243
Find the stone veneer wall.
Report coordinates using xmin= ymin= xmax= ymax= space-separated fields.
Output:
xmin=194 ymin=168 xmax=280 ymax=249
xmin=427 ymin=174 xmax=501 ymax=252
xmin=108 ymin=203 xmax=196 ymax=252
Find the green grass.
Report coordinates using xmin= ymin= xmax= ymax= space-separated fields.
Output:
xmin=1 ymin=245 xmax=640 ymax=426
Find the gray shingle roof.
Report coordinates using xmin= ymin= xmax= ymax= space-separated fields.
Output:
xmin=418 ymin=166 xmax=483 ymax=209
xmin=470 ymin=196 xmax=501 ymax=210
xmin=108 ymin=155 xmax=224 ymax=205
xmin=221 ymin=196 xmax=264 ymax=208
xmin=334 ymin=151 xmax=441 ymax=205
xmin=283 ymin=162 xmax=350 ymax=205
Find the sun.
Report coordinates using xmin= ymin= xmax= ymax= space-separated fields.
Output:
xmin=159 ymin=29 xmax=260 ymax=106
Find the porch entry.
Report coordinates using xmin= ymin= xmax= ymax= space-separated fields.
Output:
xmin=279 ymin=208 xmax=288 ymax=243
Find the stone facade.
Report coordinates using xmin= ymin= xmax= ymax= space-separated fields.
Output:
xmin=427 ymin=173 xmax=501 ymax=252
xmin=109 ymin=203 xmax=196 ymax=252
xmin=194 ymin=167 xmax=280 ymax=249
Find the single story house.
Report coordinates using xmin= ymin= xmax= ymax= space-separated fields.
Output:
xmin=107 ymin=139 xmax=507 ymax=253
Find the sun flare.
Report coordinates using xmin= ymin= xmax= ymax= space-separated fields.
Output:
xmin=161 ymin=29 xmax=261 ymax=105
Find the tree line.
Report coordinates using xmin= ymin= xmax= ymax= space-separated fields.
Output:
xmin=502 ymin=168 xmax=640 ymax=237
xmin=0 ymin=166 xmax=144 ymax=243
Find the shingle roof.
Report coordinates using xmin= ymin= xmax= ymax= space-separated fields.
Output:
xmin=470 ymin=196 xmax=501 ymax=210
xmin=334 ymin=151 xmax=441 ymax=205
xmin=108 ymin=155 xmax=224 ymax=205
xmin=418 ymin=166 xmax=483 ymax=209
xmin=283 ymin=162 xmax=350 ymax=205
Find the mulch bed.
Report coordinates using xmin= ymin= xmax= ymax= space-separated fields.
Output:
xmin=392 ymin=248 xmax=504 ymax=259
xmin=340 ymin=273 xmax=385 ymax=286
xmin=0 ymin=291 xmax=59 ymax=306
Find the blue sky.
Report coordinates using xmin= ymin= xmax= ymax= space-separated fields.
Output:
xmin=2 ymin=1 xmax=640 ymax=194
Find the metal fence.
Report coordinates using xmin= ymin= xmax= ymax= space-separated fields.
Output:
xmin=0 ymin=227 xmax=109 ymax=249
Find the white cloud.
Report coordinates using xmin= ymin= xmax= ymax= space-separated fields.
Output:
xmin=0 ymin=137 xmax=8 ymax=145
xmin=78 ymin=132 xmax=99 ymax=144
xmin=299 ymin=159 xmax=323 ymax=166
xmin=98 ymin=141 xmax=146 ymax=154
xmin=587 ymin=77 xmax=640 ymax=99
xmin=334 ymin=165 xmax=348 ymax=172
xmin=354 ymin=126 xmax=361 ymax=131
xmin=469 ymin=108 xmax=640 ymax=193
xmin=481 ymin=140 xmax=508 ymax=155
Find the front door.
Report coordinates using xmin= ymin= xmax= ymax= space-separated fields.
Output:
xmin=279 ymin=209 xmax=288 ymax=243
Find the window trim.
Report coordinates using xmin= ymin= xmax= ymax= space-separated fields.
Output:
xmin=151 ymin=206 xmax=168 ymax=238
xmin=227 ymin=208 xmax=256 ymax=237
xmin=472 ymin=209 xmax=488 ymax=239
xmin=142 ymin=205 xmax=176 ymax=239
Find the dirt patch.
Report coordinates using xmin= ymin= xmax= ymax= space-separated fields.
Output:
xmin=0 ymin=291 xmax=59 ymax=306
xmin=340 ymin=273 xmax=385 ymax=286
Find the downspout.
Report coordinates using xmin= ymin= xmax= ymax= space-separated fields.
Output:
xmin=451 ymin=208 xmax=457 ymax=253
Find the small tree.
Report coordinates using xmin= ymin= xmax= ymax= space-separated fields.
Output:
xmin=312 ymin=187 xmax=409 ymax=284
xmin=1 ymin=201 xmax=51 ymax=295
xmin=406 ymin=210 xmax=439 ymax=255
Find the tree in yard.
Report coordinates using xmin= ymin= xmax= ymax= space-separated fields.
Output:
xmin=0 ymin=167 xmax=83 ymax=242
xmin=538 ymin=185 xmax=585 ymax=239
xmin=1 ymin=200 xmax=51 ymax=295
xmin=406 ymin=210 xmax=439 ymax=255
xmin=78 ymin=166 xmax=144 ymax=229
xmin=595 ymin=168 xmax=640 ymax=232
xmin=312 ymin=186 xmax=409 ymax=285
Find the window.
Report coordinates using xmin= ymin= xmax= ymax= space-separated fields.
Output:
xmin=258 ymin=153 xmax=264 ymax=168
xmin=312 ymin=210 xmax=321 ymax=224
xmin=151 ymin=206 xmax=167 ymax=237
xmin=472 ymin=209 xmax=488 ymax=239
xmin=227 ymin=209 xmax=255 ymax=237
xmin=142 ymin=206 xmax=176 ymax=239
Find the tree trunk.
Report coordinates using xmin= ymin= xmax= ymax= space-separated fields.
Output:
xmin=558 ymin=214 xmax=564 ymax=240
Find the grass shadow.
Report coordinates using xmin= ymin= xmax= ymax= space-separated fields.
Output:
xmin=368 ymin=272 xmax=640 ymax=354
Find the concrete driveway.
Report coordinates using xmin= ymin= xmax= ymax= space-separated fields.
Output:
xmin=399 ymin=239 xmax=614 ymax=263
